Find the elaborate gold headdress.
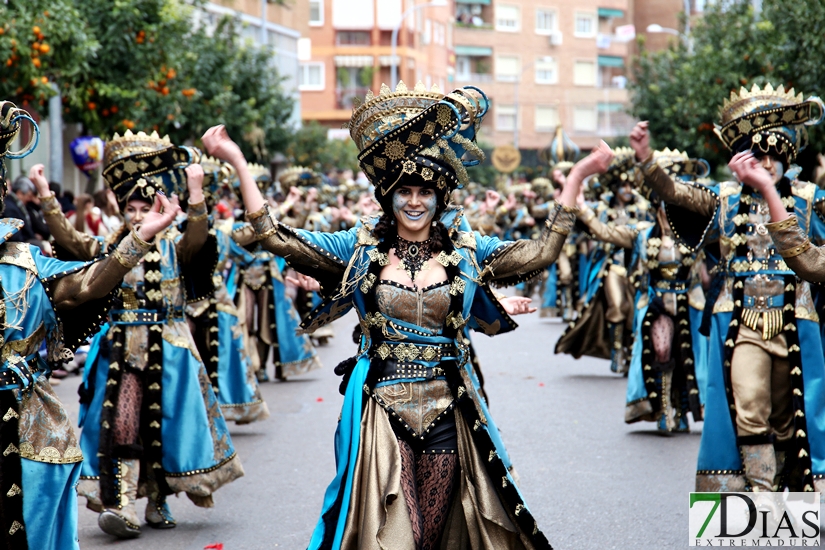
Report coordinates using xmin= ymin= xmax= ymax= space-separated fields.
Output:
xmin=539 ymin=125 xmax=580 ymax=177
xmin=714 ymin=83 xmax=824 ymax=163
xmin=103 ymin=130 xmax=199 ymax=209
xmin=348 ymin=81 xmax=489 ymax=209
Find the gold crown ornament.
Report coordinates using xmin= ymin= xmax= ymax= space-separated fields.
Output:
xmin=652 ymin=148 xmax=710 ymax=179
xmin=278 ymin=166 xmax=322 ymax=189
xmin=594 ymin=146 xmax=637 ymax=190
xmin=199 ymin=155 xmax=234 ymax=210
xmin=103 ymin=129 xmax=200 ymax=210
xmin=714 ymin=83 xmax=824 ymax=164
xmin=348 ymin=81 xmax=489 ymax=209
xmin=538 ymin=125 xmax=580 ymax=177
xmin=247 ymin=163 xmax=273 ymax=194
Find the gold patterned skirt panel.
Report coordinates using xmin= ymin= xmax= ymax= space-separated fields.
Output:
xmin=372 ymin=380 xmax=454 ymax=438
xmin=339 ymin=400 xmax=533 ymax=550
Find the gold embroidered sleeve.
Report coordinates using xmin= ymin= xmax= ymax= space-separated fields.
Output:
xmin=766 ymin=216 xmax=823 ymax=282
xmin=480 ymin=204 xmax=577 ymax=282
xmin=640 ymin=162 xmax=717 ymax=217
xmin=247 ymin=205 xmax=346 ymax=289
xmin=578 ymin=205 xmax=636 ymax=249
xmin=50 ymin=230 xmax=153 ymax=310
xmin=40 ymin=194 xmax=102 ymax=260
xmin=175 ymin=200 xmax=208 ymax=265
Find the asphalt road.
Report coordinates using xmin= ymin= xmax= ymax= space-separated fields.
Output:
xmin=54 ymin=310 xmax=701 ymax=550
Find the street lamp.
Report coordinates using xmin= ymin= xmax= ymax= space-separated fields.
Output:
xmin=646 ymin=23 xmax=694 ymax=54
xmin=645 ymin=24 xmax=679 ymax=36
xmin=391 ymin=0 xmax=448 ymax=89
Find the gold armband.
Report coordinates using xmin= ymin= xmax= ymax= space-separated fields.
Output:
xmin=766 ymin=216 xmax=812 ymax=259
xmin=39 ymin=193 xmax=62 ymax=216
xmin=247 ymin=203 xmax=278 ymax=238
xmin=113 ymin=229 xmax=154 ymax=269
xmin=187 ymin=200 xmax=208 ymax=223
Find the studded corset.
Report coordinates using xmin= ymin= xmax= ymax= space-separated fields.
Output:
xmin=371 ymin=279 xmax=456 ymax=441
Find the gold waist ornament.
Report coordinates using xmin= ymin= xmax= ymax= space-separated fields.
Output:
xmin=740 ymin=307 xmax=784 ymax=341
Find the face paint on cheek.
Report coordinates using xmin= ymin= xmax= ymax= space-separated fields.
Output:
xmin=392 ymin=192 xmax=408 ymax=218
xmin=422 ymin=193 xmax=437 ymax=223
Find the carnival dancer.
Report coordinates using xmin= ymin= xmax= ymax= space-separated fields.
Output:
xmin=0 ymin=104 xmax=182 ymax=550
xmin=630 ymin=83 xmax=825 ymax=493
xmin=577 ymin=148 xmax=710 ymax=433
xmin=187 ymin=156 xmax=269 ymax=425
xmin=39 ymin=131 xmax=244 ymax=538
xmin=230 ymin=165 xmax=322 ymax=382
xmin=204 ymin=81 xmax=612 ymax=550
xmin=555 ymin=148 xmax=650 ymax=373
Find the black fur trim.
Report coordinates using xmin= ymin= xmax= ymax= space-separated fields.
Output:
xmin=0 ymin=390 xmax=27 ymax=549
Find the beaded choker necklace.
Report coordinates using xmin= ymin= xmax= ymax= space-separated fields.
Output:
xmin=395 ymin=235 xmax=433 ymax=282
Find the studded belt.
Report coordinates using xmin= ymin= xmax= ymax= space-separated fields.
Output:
xmin=728 ymin=257 xmax=791 ymax=275
xmin=371 ymin=342 xmax=457 ymax=364
xmin=110 ymin=309 xmax=184 ymax=325
xmin=743 ymin=294 xmax=784 ymax=309
xmin=374 ymin=362 xmax=453 ymax=384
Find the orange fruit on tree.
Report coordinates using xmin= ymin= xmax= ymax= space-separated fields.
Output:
xmin=111 ymin=106 xmax=118 ymax=114
xmin=32 ymin=26 xmax=40 ymax=35
xmin=87 ymin=101 xmax=96 ymax=110
xmin=32 ymin=42 xmax=40 ymax=50
xmin=32 ymin=58 xmax=40 ymax=68
xmin=39 ymin=43 xmax=49 ymax=54
xmin=40 ymin=76 xmax=47 ymax=84
xmin=161 ymin=87 xmax=169 ymax=96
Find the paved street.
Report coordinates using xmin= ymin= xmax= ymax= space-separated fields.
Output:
xmin=55 ymin=310 xmax=701 ymax=549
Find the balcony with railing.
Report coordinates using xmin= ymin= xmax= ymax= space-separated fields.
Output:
xmin=455 ymin=1 xmax=493 ymax=30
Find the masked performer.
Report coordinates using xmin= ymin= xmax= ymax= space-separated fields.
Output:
xmin=0 ymin=105 xmax=181 ymax=549
xmin=631 ymin=84 xmax=825 ymax=493
xmin=37 ymin=131 xmax=244 ymax=538
xmin=555 ymin=148 xmax=650 ymax=373
xmin=230 ymin=165 xmax=321 ymax=382
xmin=188 ymin=156 xmax=269 ymax=424
xmin=204 ymin=82 xmax=612 ymax=550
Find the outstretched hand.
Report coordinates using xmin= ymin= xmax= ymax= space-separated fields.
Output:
xmin=135 ymin=193 xmax=182 ymax=242
xmin=484 ymin=189 xmax=501 ymax=211
xmin=572 ymin=141 xmax=613 ymax=180
xmin=27 ymin=164 xmax=50 ymax=197
xmin=286 ymin=272 xmax=321 ymax=292
xmin=729 ymin=151 xmax=774 ymax=193
xmin=630 ymin=121 xmax=652 ymax=162
xmin=202 ymin=125 xmax=245 ymax=166
xmin=500 ymin=296 xmax=537 ymax=316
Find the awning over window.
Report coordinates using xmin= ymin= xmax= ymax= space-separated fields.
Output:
xmin=455 ymin=45 xmax=493 ymax=57
xmin=597 ymin=8 xmax=624 ymax=18
xmin=598 ymin=102 xmax=626 ymax=113
xmin=334 ymin=55 xmax=374 ymax=67
xmin=456 ymin=0 xmax=491 ymax=5
xmin=597 ymin=55 xmax=624 ymax=68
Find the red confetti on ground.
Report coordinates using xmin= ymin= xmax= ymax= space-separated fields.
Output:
xmin=204 ymin=544 xmax=223 ymax=550
xmin=538 ymin=382 xmax=545 ymax=387
xmin=316 ymin=397 xmax=324 ymax=402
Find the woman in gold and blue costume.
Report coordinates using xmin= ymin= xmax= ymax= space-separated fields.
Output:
xmin=39 ymin=131 xmax=244 ymax=538
xmin=0 ymin=102 xmax=182 ymax=550
xmin=576 ymin=148 xmax=711 ymax=433
xmin=632 ymin=84 xmax=825 ymax=494
xmin=204 ymin=82 xmax=612 ymax=550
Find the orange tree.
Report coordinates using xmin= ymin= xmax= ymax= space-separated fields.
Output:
xmin=0 ymin=0 xmax=95 ymax=111
xmin=168 ymin=16 xmax=294 ymax=163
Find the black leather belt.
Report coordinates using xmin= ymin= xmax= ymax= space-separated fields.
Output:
xmin=110 ymin=309 xmax=184 ymax=324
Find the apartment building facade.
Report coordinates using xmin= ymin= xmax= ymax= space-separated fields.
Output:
xmin=295 ymin=0 xmax=455 ymax=131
